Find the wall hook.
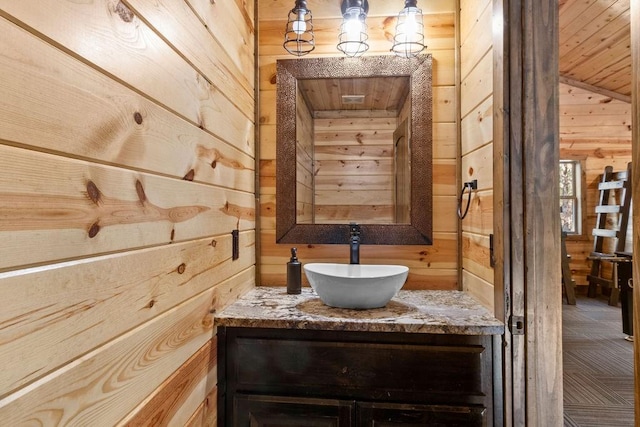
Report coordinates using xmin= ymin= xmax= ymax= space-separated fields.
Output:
xmin=457 ymin=180 xmax=477 ymax=220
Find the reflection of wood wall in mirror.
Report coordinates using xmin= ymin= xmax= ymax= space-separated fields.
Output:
xmin=394 ymin=119 xmax=411 ymax=224
xmin=296 ymin=86 xmax=314 ymax=224
xmin=395 ymin=93 xmax=412 ymax=224
xmin=313 ymin=115 xmax=396 ymax=224
xmin=297 ymin=75 xmax=411 ymax=225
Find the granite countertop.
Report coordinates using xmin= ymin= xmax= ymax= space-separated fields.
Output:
xmin=214 ymin=287 xmax=504 ymax=335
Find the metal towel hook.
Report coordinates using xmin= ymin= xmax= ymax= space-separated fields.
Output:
xmin=457 ymin=180 xmax=477 ymax=220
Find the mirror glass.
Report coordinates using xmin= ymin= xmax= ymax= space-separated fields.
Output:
xmin=296 ymin=76 xmax=411 ymax=225
xmin=276 ymin=55 xmax=433 ymax=245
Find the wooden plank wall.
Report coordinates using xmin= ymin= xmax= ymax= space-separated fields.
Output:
xmin=313 ymin=115 xmax=396 ymax=224
xmin=259 ymin=0 xmax=459 ymax=288
xmin=0 ymin=0 xmax=256 ymax=424
xmin=460 ymin=0 xmax=495 ymax=310
xmin=396 ymin=99 xmax=412 ymax=224
xmin=296 ymin=86 xmax=314 ymax=223
xmin=559 ymin=82 xmax=632 ymax=283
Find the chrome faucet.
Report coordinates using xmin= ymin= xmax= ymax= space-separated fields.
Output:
xmin=349 ymin=223 xmax=361 ymax=264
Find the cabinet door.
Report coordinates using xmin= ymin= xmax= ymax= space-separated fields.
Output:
xmin=356 ymin=402 xmax=486 ymax=427
xmin=233 ymin=394 xmax=354 ymax=427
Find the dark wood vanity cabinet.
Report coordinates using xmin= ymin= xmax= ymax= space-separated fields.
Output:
xmin=234 ymin=394 xmax=354 ymax=425
xmin=218 ymin=327 xmax=498 ymax=426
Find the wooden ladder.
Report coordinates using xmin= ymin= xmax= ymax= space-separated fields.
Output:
xmin=587 ymin=162 xmax=632 ymax=303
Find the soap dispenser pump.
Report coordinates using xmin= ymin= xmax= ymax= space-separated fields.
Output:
xmin=287 ymin=247 xmax=302 ymax=294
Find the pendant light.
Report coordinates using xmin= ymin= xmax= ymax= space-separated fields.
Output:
xmin=391 ymin=0 xmax=427 ymax=58
xmin=337 ymin=0 xmax=369 ymax=57
xmin=283 ymin=0 xmax=315 ymax=56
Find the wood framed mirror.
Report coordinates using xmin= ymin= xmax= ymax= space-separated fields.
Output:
xmin=276 ymin=55 xmax=433 ymax=245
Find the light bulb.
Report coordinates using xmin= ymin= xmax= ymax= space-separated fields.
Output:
xmin=343 ymin=9 xmax=363 ymax=54
xmin=292 ymin=19 xmax=306 ymax=35
xmin=337 ymin=2 xmax=369 ymax=57
xmin=292 ymin=11 xmax=306 ymax=35
xmin=404 ymin=8 xmax=418 ymax=38
xmin=345 ymin=17 xmax=362 ymax=40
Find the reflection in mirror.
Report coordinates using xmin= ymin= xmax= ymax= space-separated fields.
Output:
xmin=276 ymin=55 xmax=433 ymax=245
xmin=296 ymin=76 xmax=411 ymax=225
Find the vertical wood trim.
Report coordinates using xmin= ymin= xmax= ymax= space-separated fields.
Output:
xmin=506 ymin=0 xmax=562 ymax=425
xmin=531 ymin=0 xmax=563 ymax=422
xmin=521 ymin=1 xmax=562 ymax=425
xmin=631 ymin=0 xmax=640 ymax=424
xmin=254 ymin=0 xmax=261 ymax=285
xmin=507 ymin=1 xmax=527 ymax=424
xmin=456 ymin=0 xmax=463 ymax=289
xmin=492 ymin=0 xmax=510 ymax=425
xmin=492 ymin=0 xmax=507 ymax=358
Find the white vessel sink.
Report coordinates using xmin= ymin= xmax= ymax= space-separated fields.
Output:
xmin=303 ymin=263 xmax=409 ymax=309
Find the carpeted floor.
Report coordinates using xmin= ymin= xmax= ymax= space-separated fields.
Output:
xmin=563 ymin=292 xmax=635 ymax=426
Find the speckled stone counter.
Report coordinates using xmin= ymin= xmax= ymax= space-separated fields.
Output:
xmin=214 ymin=287 xmax=504 ymax=335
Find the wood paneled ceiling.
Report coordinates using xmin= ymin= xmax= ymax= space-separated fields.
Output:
xmin=298 ymin=76 xmax=410 ymax=114
xmin=559 ymin=0 xmax=631 ymax=99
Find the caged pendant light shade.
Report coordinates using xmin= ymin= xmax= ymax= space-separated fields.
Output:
xmin=283 ymin=0 xmax=315 ymax=56
xmin=282 ymin=0 xmax=425 ymax=58
xmin=337 ymin=0 xmax=369 ymax=57
xmin=391 ymin=0 xmax=427 ymax=58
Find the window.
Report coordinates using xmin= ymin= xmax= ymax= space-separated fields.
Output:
xmin=559 ymin=160 xmax=583 ymax=235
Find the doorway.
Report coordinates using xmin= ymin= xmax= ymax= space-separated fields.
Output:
xmin=557 ymin=0 xmax=635 ymax=425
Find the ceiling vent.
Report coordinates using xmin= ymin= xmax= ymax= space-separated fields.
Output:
xmin=341 ymin=94 xmax=365 ymax=104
